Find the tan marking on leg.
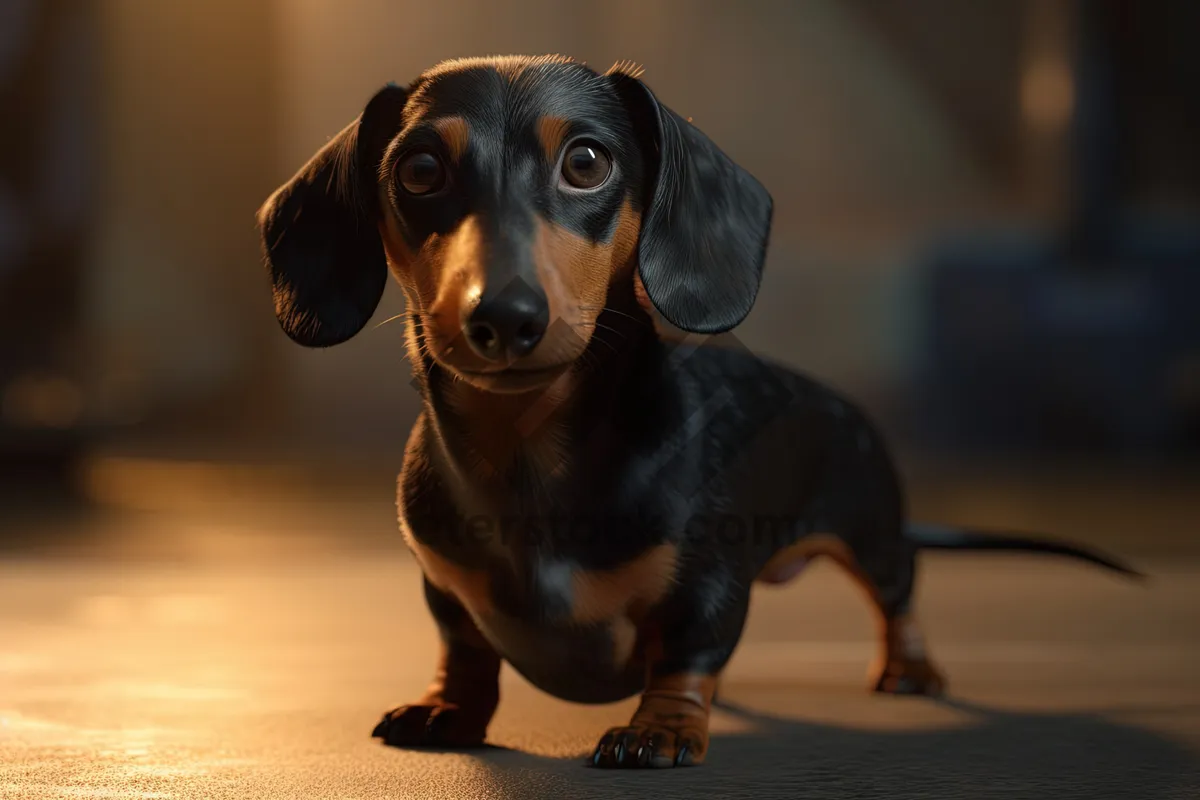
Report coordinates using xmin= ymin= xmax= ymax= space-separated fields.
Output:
xmin=635 ymin=672 xmax=717 ymax=724
xmin=757 ymin=532 xmax=869 ymax=588
xmin=759 ymin=533 xmax=945 ymax=695
xmin=594 ymin=672 xmax=717 ymax=767
xmin=870 ymin=613 xmax=946 ymax=696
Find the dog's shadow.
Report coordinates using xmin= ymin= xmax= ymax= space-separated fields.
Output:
xmin=401 ymin=692 xmax=1199 ymax=800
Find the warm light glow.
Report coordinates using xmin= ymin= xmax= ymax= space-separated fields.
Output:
xmin=79 ymin=455 xmax=306 ymax=511
xmin=1021 ymin=58 xmax=1074 ymax=133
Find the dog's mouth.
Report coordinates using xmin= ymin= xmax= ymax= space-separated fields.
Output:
xmin=449 ymin=362 xmax=572 ymax=394
xmin=413 ymin=319 xmax=581 ymax=395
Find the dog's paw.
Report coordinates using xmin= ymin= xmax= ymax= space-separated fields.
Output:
xmin=870 ymin=659 xmax=947 ymax=697
xmin=371 ymin=703 xmax=490 ymax=748
xmin=589 ymin=723 xmax=707 ymax=769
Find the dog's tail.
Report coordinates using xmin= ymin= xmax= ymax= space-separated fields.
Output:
xmin=905 ymin=522 xmax=1145 ymax=580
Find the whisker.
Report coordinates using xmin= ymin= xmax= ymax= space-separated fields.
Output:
xmin=578 ymin=305 xmax=651 ymax=327
xmin=568 ymin=322 xmax=627 ymax=359
xmin=373 ymin=312 xmax=411 ymax=330
xmin=589 ymin=333 xmax=620 ymax=355
xmin=576 ymin=349 xmax=601 ymax=373
xmin=593 ymin=322 xmax=628 ymax=341
xmin=568 ymin=321 xmax=623 ymax=335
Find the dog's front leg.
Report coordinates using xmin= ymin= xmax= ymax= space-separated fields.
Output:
xmin=591 ymin=670 xmax=718 ymax=768
xmin=591 ymin=593 xmax=748 ymax=769
xmin=372 ymin=578 xmax=501 ymax=748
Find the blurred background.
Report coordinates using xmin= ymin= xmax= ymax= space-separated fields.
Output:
xmin=3 ymin=3 xmax=1200 ymax=796
xmin=2 ymin=0 xmax=1199 ymax=552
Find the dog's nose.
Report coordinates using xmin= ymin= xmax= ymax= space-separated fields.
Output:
xmin=464 ymin=282 xmax=549 ymax=361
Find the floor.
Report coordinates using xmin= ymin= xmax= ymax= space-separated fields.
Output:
xmin=1 ymin=463 xmax=1199 ymax=799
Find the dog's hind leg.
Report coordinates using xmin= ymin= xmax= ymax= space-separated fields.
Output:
xmin=764 ymin=531 xmax=946 ymax=696
xmin=836 ymin=532 xmax=946 ymax=697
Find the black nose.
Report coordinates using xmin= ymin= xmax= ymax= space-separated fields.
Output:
xmin=464 ymin=281 xmax=549 ymax=361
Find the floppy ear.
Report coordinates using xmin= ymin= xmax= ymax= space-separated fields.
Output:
xmin=256 ymin=84 xmax=408 ymax=347
xmin=609 ymin=72 xmax=773 ymax=334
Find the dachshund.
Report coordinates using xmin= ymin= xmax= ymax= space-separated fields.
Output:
xmin=256 ymin=55 xmax=1141 ymax=769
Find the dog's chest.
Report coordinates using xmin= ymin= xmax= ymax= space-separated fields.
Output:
xmin=404 ymin=529 xmax=677 ymax=702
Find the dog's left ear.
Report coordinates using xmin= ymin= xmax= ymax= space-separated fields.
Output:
xmin=256 ymin=84 xmax=408 ymax=348
xmin=609 ymin=70 xmax=773 ymax=334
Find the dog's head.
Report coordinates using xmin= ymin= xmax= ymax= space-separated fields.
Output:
xmin=258 ymin=55 xmax=772 ymax=394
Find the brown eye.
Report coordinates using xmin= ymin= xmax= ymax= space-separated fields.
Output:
xmin=397 ymin=151 xmax=446 ymax=195
xmin=560 ymin=142 xmax=612 ymax=189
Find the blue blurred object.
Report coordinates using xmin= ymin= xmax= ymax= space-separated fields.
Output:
xmin=920 ymin=222 xmax=1200 ymax=457
xmin=916 ymin=0 xmax=1200 ymax=459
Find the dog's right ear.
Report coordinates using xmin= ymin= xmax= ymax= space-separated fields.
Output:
xmin=256 ymin=84 xmax=408 ymax=348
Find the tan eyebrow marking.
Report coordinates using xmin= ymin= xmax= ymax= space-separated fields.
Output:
xmin=537 ymin=115 xmax=572 ymax=163
xmin=433 ymin=116 xmax=470 ymax=162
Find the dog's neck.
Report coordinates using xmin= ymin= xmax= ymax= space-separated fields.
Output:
xmin=408 ymin=296 xmax=657 ymax=500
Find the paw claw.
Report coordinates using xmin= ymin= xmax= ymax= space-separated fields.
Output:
xmin=589 ymin=732 xmax=615 ymax=767
xmin=871 ymin=660 xmax=947 ymax=697
xmin=590 ymin=725 xmax=705 ymax=769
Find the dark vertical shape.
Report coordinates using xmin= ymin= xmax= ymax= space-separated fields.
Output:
xmin=0 ymin=0 xmax=98 ymax=503
xmin=1066 ymin=0 xmax=1120 ymax=262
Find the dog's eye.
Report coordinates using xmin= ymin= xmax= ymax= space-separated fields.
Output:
xmin=396 ymin=151 xmax=446 ymax=195
xmin=561 ymin=142 xmax=612 ymax=190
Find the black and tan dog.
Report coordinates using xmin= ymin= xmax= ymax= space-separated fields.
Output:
xmin=257 ymin=55 xmax=1140 ymax=769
